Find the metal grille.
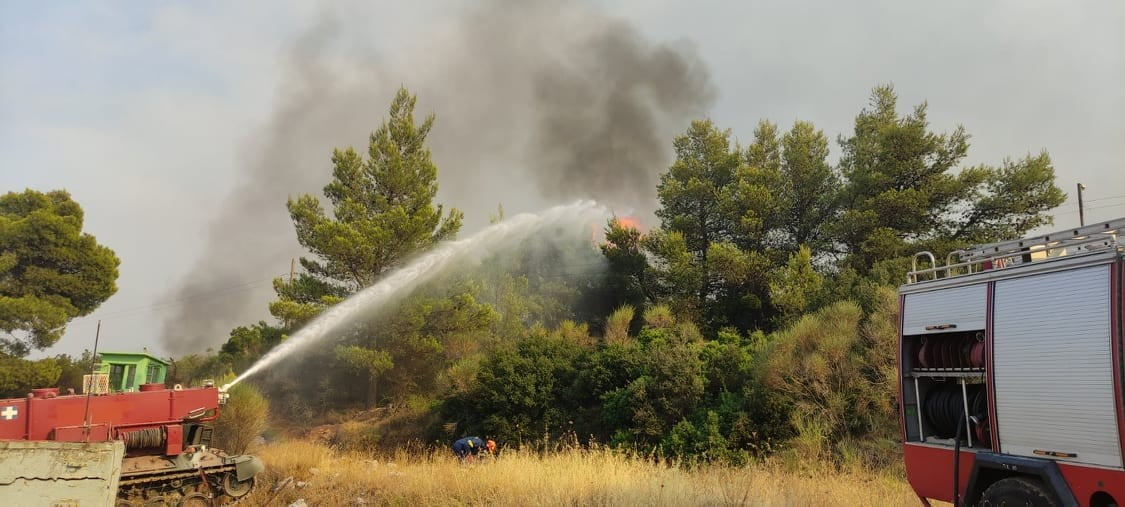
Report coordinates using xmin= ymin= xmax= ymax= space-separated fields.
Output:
xmin=82 ymin=374 xmax=109 ymax=395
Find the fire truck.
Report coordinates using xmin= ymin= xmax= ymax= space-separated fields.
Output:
xmin=0 ymin=376 xmax=262 ymax=506
xmin=899 ymin=218 xmax=1125 ymax=506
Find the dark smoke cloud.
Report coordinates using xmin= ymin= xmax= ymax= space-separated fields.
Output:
xmin=528 ymin=25 xmax=712 ymax=209
xmin=160 ymin=0 xmax=715 ymax=355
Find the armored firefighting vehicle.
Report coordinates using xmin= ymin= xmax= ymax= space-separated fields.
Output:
xmin=899 ymin=217 xmax=1125 ymax=506
xmin=0 ymin=352 xmax=262 ymax=506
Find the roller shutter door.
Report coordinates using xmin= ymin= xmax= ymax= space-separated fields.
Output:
xmin=993 ymin=264 xmax=1121 ymax=468
xmin=903 ymin=284 xmax=987 ymax=335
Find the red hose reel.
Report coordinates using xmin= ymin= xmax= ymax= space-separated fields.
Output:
xmin=917 ymin=332 xmax=985 ymax=369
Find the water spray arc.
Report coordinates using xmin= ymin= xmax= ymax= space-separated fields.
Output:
xmin=221 ymin=201 xmax=609 ymax=392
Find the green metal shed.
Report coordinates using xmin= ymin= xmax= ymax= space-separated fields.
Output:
xmin=94 ymin=351 xmax=169 ymax=392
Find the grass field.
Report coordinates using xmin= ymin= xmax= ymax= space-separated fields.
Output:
xmin=240 ymin=440 xmax=917 ymax=506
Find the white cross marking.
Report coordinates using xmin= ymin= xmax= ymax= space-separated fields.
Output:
xmin=1 ymin=406 xmax=16 ymax=420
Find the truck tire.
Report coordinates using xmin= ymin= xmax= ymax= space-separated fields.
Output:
xmin=980 ymin=477 xmax=1058 ymax=507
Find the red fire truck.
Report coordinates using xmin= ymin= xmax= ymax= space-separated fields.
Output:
xmin=0 ymin=381 xmax=262 ymax=505
xmin=899 ymin=218 xmax=1125 ymax=506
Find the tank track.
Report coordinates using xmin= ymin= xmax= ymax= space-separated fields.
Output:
xmin=116 ymin=464 xmax=252 ymax=506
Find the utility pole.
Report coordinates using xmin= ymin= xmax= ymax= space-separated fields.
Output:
xmin=1077 ymin=183 xmax=1087 ymax=226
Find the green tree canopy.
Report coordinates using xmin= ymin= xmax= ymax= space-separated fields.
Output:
xmin=270 ymin=86 xmax=464 ymax=324
xmin=0 ymin=354 xmax=62 ymax=397
xmin=619 ymin=84 xmax=1064 ymax=339
xmin=219 ymin=321 xmax=285 ymax=374
xmin=599 ymin=217 xmax=649 ymax=321
xmin=0 ymin=189 xmax=120 ymax=356
xmin=648 ymin=120 xmax=823 ymax=333
xmin=265 ymin=87 xmax=468 ymax=406
xmin=769 ymin=245 xmax=825 ymax=325
xmin=775 ymin=121 xmax=841 ymax=257
xmin=650 ymin=120 xmax=766 ymax=329
xmin=835 ymin=85 xmax=1065 ymax=272
xmin=656 ymin=119 xmax=742 ymax=257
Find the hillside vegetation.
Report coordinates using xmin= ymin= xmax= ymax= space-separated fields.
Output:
xmin=151 ymin=84 xmax=1065 ymax=473
xmin=173 ymin=84 xmax=1070 ymax=472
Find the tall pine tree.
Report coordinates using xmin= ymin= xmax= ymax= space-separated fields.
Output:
xmin=270 ymin=87 xmax=463 ymax=325
xmin=268 ymin=87 xmax=466 ymax=405
xmin=834 ymin=84 xmax=1064 ymax=274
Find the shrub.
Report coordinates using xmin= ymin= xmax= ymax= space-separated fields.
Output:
xmin=604 ymin=304 xmax=635 ymax=346
xmin=0 ymin=355 xmax=62 ymax=398
xmin=642 ymin=304 xmax=675 ymax=329
xmin=214 ymin=383 xmax=269 ymax=455
xmin=758 ymin=287 xmax=900 ymax=467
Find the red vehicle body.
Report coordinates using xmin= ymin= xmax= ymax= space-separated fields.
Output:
xmin=898 ymin=218 xmax=1125 ymax=506
xmin=0 ymin=383 xmax=262 ymax=506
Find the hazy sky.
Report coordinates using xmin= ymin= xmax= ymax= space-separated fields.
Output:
xmin=2 ymin=0 xmax=1122 ymax=358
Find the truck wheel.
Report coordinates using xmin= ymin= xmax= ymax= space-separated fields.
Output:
xmin=980 ymin=477 xmax=1058 ymax=507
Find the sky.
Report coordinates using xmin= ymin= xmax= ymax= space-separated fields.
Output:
xmin=2 ymin=0 xmax=1123 ymax=358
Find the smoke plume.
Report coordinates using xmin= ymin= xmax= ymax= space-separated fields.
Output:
xmin=160 ymin=0 xmax=715 ymax=355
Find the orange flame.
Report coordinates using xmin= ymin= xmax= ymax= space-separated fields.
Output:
xmin=615 ymin=216 xmax=643 ymax=233
xmin=590 ymin=214 xmax=645 ymax=246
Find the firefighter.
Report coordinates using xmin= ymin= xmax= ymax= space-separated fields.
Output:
xmin=452 ymin=436 xmax=484 ymax=462
xmin=452 ymin=436 xmax=497 ymax=462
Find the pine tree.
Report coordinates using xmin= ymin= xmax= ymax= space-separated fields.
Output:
xmin=271 ymin=87 xmax=463 ymax=324
xmin=268 ymin=87 xmax=464 ymax=405
xmin=0 ymin=189 xmax=120 ymax=356
xmin=834 ymin=84 xmax=1064 ymax=273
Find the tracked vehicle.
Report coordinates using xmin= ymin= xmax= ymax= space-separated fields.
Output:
xmin=0 ymin=355 xmax=262 ymax=506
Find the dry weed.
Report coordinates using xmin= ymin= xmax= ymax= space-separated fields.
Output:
xmin=238 ymin=440 xmax=915 ymax=506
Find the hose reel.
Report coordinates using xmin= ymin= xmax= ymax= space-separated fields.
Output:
xmin=924 ymin=383 xmax=990 ymax=447
xmin=917 ymin=332 xmax=985 ymax=369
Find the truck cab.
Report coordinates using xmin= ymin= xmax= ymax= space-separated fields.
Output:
xmin=899 ymin=218 xmax=1125 ymax=506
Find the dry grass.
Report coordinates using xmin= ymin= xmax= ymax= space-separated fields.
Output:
xmin=239 ymin=440 xmax=916 ymax=506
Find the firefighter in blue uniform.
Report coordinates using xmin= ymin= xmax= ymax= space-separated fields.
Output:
xmin=452 ymin=436 xmax=496 ymax=462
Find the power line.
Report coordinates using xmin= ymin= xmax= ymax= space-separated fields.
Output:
xmin=1053 ymin=202 xmax=1125 ymax=216
xmin=81 ymin=274 xmax=287 ymax=322
xmin=1083 ymin=193 xmax=1125 ymax=203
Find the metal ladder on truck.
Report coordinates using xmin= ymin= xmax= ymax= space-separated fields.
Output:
xmin=907 ymin=217 xmax=1125 ymax=284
